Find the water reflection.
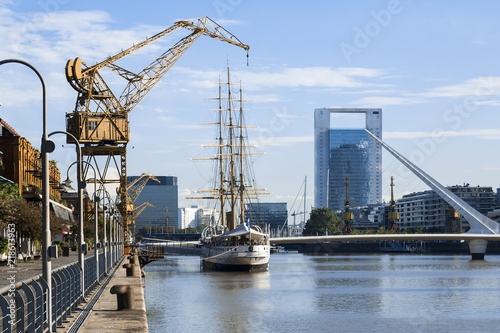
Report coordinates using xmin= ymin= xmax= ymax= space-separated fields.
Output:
xmin=206 ymin=271 xmax=271 ymax=290
xmin=144 ymin=254 xmax=500 ymax=333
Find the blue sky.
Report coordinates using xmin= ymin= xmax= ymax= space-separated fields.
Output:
xmin=1 ymin=0 xmax=500 ymax=220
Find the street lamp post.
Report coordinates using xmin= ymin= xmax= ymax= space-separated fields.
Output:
xmin=65 ymin=160 xmax=91 ymax=300
xmin=96 ymin=188 xmax=113 ymax=274
xmin=0 ymin=59 xmax=57 ymax=331
xmin=92 ymin=184 xmax=100 ymax=282
xmin=48 ymin=131 xmax=84 ymax=301
xmin=87 ymin=178 xmax=105 ymax=282
xmin=66 ymin=161 xmax=106 ymax=287
xmin=102 ymin=193 xmax=107 ymax=274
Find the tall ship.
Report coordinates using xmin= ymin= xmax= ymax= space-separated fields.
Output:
xmin=190 ymin=66 xmax=270 ymax=271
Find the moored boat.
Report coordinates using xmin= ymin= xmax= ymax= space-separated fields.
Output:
xmin=189 ymin=65 xmax=270 ymax=271
xmin=201 ymin=223 xmax=270 ymax=271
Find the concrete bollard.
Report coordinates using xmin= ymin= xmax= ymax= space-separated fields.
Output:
xmin=110 ymin=285 xmax=135 ymax=310
xmin=123 ymin=263 xmax=136 ymax=276
xmin=128 ymin=255 xmax=137 ymax=265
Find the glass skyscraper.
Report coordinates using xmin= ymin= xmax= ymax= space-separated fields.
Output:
xmin=245 ymin=202 xmax=288 ymax=233
xmin=127 ymin=176 xmax=178 ymax=231
xmin=328 ymin=129 xmax=371 ymax=210
xmin=314 ymin=108 xmax=382 ymax=211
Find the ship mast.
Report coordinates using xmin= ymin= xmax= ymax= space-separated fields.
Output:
xmin=218 ymin=77 xmax=226 ymax=230
xmin=227 ymin=65 xmax=237 ymax=231
xmin=239 ymin=81 xmax=246 ymax=226
xmin=188 ymin=66 xmax=266 ymax=231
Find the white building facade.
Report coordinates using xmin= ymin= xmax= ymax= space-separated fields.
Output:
xmin=178 ymin=206 xmax=219 ymax=229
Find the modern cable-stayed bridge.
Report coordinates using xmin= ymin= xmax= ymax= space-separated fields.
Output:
xmin=271 ymin=130 xmax=500 ymax=260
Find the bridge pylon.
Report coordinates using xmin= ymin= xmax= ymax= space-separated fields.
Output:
xmin=365 ymin=129 xmax=499 ymax=260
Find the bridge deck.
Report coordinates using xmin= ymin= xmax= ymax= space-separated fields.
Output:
xmin=271 ymin=233 xmax=500 ymax=244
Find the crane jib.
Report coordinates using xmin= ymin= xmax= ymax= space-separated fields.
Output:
xmin=64 ymin=16 xmax=250 ymax=250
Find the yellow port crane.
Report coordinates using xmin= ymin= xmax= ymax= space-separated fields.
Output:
xmin=388 ymin=176 xmax=399 ymax=231
xmin=64 ymin=17 xmax=249 ymax=249
xmin=126 ymin=173 xmax=160 ymax=211
xmin=132 ymin=202 xmax=155 ymax=236
xmin=133 ymin=202 xmax=155 ymax=220
xmin=124 ymin=173 xmax=160 ymax=239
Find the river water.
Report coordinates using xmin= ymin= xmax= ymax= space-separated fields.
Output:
xmin=143 ymin=253 xmax=500 ymax=332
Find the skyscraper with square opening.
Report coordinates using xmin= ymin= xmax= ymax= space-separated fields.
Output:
xmin=314 ymin=108 xmax=382 ymax=211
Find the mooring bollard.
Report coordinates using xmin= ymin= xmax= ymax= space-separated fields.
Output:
xmin=110 ymin=285 xmax=134 ymax=310
xmin=123 ymin=263 xmax=136 ymax=276
xmin=128 ymin=254 xmax=138 ymax=265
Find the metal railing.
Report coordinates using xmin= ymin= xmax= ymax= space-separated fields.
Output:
xmin=0 ymin=245 xmax=124 ymax=333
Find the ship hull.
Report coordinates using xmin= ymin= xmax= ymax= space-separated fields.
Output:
xmin=202 ymin=261 xmax=269 ymax=272
xmin=201 ymin=244 xmax=270 ymax=272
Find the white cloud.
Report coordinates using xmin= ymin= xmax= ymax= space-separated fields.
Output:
xmin=256 ymin=135 xmax=313 ymax=147
xmin=240 ymin=67 xmax=387 ymax=90
xmin=385 ymin=129 xmax=500 ymax=140
xmin=346 ymin=77 xmax=500 ymax=107
xmin=170 ymin=66 xmax=388 ymax=91
xmin=420 ymin=77 xmax=500 ymax=98
xmin=0 ymin=7 xmax=170 ymax=65
xmin=474 ymin=100 xmax=500 ymax=106
xmin=351 ymin=96 xmax=425 ymax=107
xmin=214 ymin=19 xmax=244 ymax=26
xmin=245 ymin=93 xmax=283 ymax=103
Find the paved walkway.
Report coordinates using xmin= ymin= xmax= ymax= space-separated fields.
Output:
xmin=0 ymin=250 xmax=103 ymax=290
xmin=78 ymin=257 xmax=148 ymax=333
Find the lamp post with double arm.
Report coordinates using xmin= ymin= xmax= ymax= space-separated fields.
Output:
xmin=0 ymin=59 xmax=58 ymax=331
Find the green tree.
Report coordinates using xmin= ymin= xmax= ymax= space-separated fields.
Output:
xmin=0 ymin=236 xmax=8 ymax=254
xmin=350 ymin=229 xmax=362 ymax=235
xmin=196 ymin=224 xmax=208 ymax=233
xmin=0 ymin=194 xmax=65 ymax=242
xmin=0 ymin=183 xmax=21 ymax=200
xmin=302 ymin=207 xmax=344 ymax=236
xmin=415 ymin=226 xmax=426 ymax=234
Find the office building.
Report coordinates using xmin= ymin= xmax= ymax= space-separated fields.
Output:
xmin=127 ymin=176 xmax=178 ymax=231
xmin=178 ymin=205 xmax=218 ymax=229
xmin=179 ymin=206 xmax=198 ymax=229
xmin=245 ymin=202 xmax=288 ymax=233
xmin=449 ymin=184 xmax=495 ymax=215
xmin=394 ymin=184 xmax=496 ymax=232
xmin=396 ymin=190 xmax=452 ymax=232
xmin=314 ymin=108 xmax=382 ymax=211
xmin=449 ymin=184 xmax=495 ymax=230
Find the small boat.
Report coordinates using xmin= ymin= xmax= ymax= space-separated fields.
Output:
xmin=190 ymin=65 xmax=270 ymax=271
xmin=270 ymin=245 xmax=286 ymax=254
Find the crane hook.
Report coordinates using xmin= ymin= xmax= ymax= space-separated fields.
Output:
xmin=246 ymin=51 xmax=249 ymax=66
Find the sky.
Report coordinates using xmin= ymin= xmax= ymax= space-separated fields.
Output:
xmin=1 ymin=0 xmax=500 ymax=222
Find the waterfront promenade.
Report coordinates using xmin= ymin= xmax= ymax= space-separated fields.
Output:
xmin=79 ymin=257 xmax=148 ymax=333
xmin=0 ymin=251 xmax=94 ymax=288
xmin=0 ymin=247 xmax=148 ymax=332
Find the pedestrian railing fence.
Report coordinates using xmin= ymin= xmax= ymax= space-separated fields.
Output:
xmin=0 ymin=245 xmax=123 ymax=333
